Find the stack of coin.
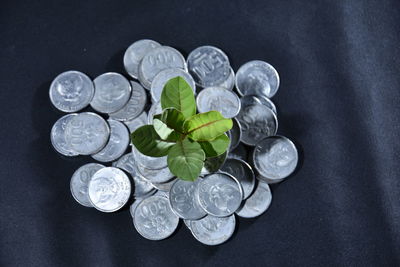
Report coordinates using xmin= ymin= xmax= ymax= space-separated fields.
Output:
xmin=50 ymin=39 xmax=299 ymax=245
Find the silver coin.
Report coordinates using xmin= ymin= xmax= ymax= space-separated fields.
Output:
xmin=236 ymin=181 xmax=272 ymax=218
xmin=221 ymin=158 xmax=255 ymax=199
xmin=217 ymin=67 xmax=235 ymax=91
xmin=130 ymin=200 xmax=141 ymax=218
xmin=112 ymin=154 xmax=155 ymax=198
xmin=240 ymin=95 xmax=277 ymax=115
xmin=49 ymin=70 xmax=94 ymax=112
xmin=257 ymin=174 xmax=284 ymax=184
xmin=91 ymin=72 xmax=132 ymax=113
xmin=88 ymin=167 xmax=131 ymax=212
xmin=183 ymin=219 xmax=192 ymax=231
xmin=227 ymin=118 xmax=241 ymax=152
xmin=50 ymin=113 xmax=79 ymax=156
xmin=109 ymin=81 xmax=147 ymax=121
xmin=70 ymin=163 xmax=105 ymax=207
xmin=235 ymin=60 xmax=280 ymax=98
xmin=169 ymin=179 xmax=207 ymax=220
xmin=133 ymin=195 xmax=179 ymax=240
xmin=196 ymin=87 xmax=240 ymax=118
xmin=256 ymin=95 xmax=277 ymax=115
xmin=132 ymin=145 xmax=168 ymax=170
xmin=65 ymin=112 xmax=110 ymax=155
xmin=228 ymin=143 xmax=248 ymax=162
xmin=187 ymin=46 xmax=231 ymax=88
xmin=197 ymin=172 xmax=243 ymax=217
xmin=154 ymin=190 xmax=169 ymax=198
xmin=136 ymin=162 xmax=174 ymax=184
xmin=236 ymin=103 xmax=278 ymax=146
xmin=253 ymin=135 xmax=298 ymax=181
xmin=201 ymin=151 xmax=227 ymax=175
xmin=152 ymin=178 xmax=177 ymax=192
xmin=147 ymin=101 xmax=163 ymax=124
xmin=123 ymin=39 xmax=161 ymax=79
xmin=151 ymin=68 xmax=196 ymax=103
xmin=91 ymin=119 xmax=129 ymax=162
xmin=139 ymin=46 xmax=186 ymax=88
xmin=189 ymin=214 xmax=236 ymax=246
xmin=123 ymin=111 xmax=147 ymax=133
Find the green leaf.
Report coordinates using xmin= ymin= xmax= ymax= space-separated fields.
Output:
xmin=167 ymin=138 xmax=205 ymax=181
xmin=153 ymin=108 xmax=185 ymax=133
xmin=183 ymin=111 xmax=233 ymax=141
xmin=161 ymin=76 xmax=196 ymax=118
xmin=131 ymin=125 xmax=175 ymax=157
xmin=199 ymin=134 xmax=230 ymax=157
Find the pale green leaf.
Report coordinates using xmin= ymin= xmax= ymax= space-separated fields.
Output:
xmin=199 ymin=134 xmax=230 ymax=157
xmin=161 ymin=76 xmax=196 ymax=118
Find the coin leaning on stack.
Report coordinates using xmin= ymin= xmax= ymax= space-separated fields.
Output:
xmin=49 ymin=39 xmax=299 ymax=246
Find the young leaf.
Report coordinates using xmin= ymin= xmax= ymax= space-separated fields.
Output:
xmin=153 ymin=108 xmax=185 ymax=133
xmin=199 ymin=134 xmax=230 ymax=157
xmin=184 ymin=111 xmax=233 ymax=141
xmin=167 ymin=138 xmax=205 ymax=181
xmin=161 ymin=76 xmax=196 ymax=118
xmin=131 ymin=125 xmax=175 ymax=157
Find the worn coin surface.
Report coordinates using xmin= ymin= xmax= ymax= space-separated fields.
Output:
xmin=132 ymin=145 xmax=168 ymax=170
xmin=123 ymin=39 xmax=161 ymax=79
xmin=88 ymin=167 xmax=131 ymax=212
xmin=109 ymin=81 xmax=147 ymax=121
xmin=221 ymin=158 xmax=255 ymax=199
xmin=50 ymin=113 xmax=79 ymax=156
xmin=123 ymin=111 xmax=147 ymax=133
xmin=92 ymin=119 xmax=129 ymax=162
xmin=187 ymin=46 xmax=231 ymax=88
xmin=136 ymin=163 xmax=174 ymax=184
xmin=253 ymin=135 xmax=298 ymax=181
xmin=197 ymin=172 xmax=243 ymax=217
xmin=169 ymin=179 xmax=207 ymax=220
xmin=65 ymin=112 xmax=110 ymax=155
xmin=70 ymin=163 xmax=105 ymax=207
xmin=236 ymin=103 xmax=278 ymax=146
xmin=133 ymin=195 xmax=179 ymax=240
xmin=196 ymin=87 xmax=240 ymax=118
xmin=227 ymin=118 xmax=241 ymax=152
xmin=49 ymin=70 xmax=95 ymax=112
xmin=217 ymin=67 xmax=235 ymax=91
xmin=235 ymin=60 xmax=280 ymax=98
xmin=236 ymin=181 xmax=272 ymax=218
xmin=91 ymin=72 xmax=131 ymax=113
xmin=189 ymin=214 xmax=236 ymax=246
xmin=147 ymin=102 xmax=163 ymax=124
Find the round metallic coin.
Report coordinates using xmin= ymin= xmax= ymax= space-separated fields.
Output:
xmin=65 ymin=112 xmax=110 ymax=155
xmin=253 ymin=135 xmax=298 ymax=181
xmin=196 ymin=87 xmax=240 ymax=118
xmin=129 ymin=200 xmax=141 ymax=218
xmin=227 ymin=118 xmax=242 ymax=152
xmin=236 ymin=103 xmax=278 ymax=146
xmin=240 ymin=94 xmax=277 ymax=115
xmin=187 ymin=46 xmax=231 ymax=88
xmin=123 ymin=39 xmax=161 ymax=79
xmin=109 ymin=81 xmax=147 ymax=121
xmin=132 ymin=145 xmax=168 ymax=170
xmin=256 ymin=95 xmax=277 ymax=115
xmin=49 ymin=70 xmax=94 ymax=112
xmin=136 ymin=163 xmax=174 ymax=184
xmin=50 ymin=113 xmax=79 ymax=156
xmin=91 ymin=119 xmax=129 ymax=162
xmin=197 ymin=172 xmax=243 ymax=217
xmin=217 ymin=67 xmax=235 ymax=91
xmin=189 ymin=214 xmax=236 ymax=246
xmin=123 ymin=111 xmax=147 ymax=133
xmin=257 ymin=174 xmax=284 ymax=184
xmin=151 ymin=68 xmax=196 ymax=102
xmin=88 ymin=167 xmax=131 ymax=212
xmin=236 ymin=181 xmax=272 ymax=218
xmin=70 ymin=163 xmax=105 ymax=207
xmin=169 ymin=179 xmax=207 ymax=220
xmin=221 ymin=158 xmax=255 ymax=199
xmin=147 ymin=102 xmax=163 ymax=124
xmin=235 ymin=60 xmax=280 ymax=98
xmin=228 ymin=143 xmax=249 ymax=162
xmin=133 ymin=195 xmax=179 ymax=240
xmin=91 ymin=72 xmax=132 ymax=113
xmin=152 ymin=178 xmax=177 ymax=192
xmin=139 ymin=46 xmax=186 ymax=88
xmin=201 ymin=151 xmax=228 ymax=175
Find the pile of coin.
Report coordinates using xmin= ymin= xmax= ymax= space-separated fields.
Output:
xmin=50 ymin=39 xmax=299 ymax=245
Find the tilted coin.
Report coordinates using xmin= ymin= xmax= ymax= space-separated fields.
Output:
xmin=227 ymin=118 xmax=242 ymax=152
xmin=236 ymin=181 xmax=272 ymax=218
xmin=151 ymin=68 xmax=196 ymax=102
xmin=152 ymin=178 xmax=177 ymax=192
xmin=49 ymin=70 xmax=94 ymax=112
xmin=70 ymin=163 xmax=105 ymax=207
xmin=147 ymin=102 xmax=162 ymax=124
xmin=91 ymin=72 xmax=131 ymax=113
xmin=132 ymin=145 xmax=168 ymax=170
xmin=88 ymin=167 xmax=131 ymax=212
xmin=253 ymin=135 xmax=298 ymax=181
xmin=187 ymin=46 xmax=231 ymax=88
xmin=169 ymin=179 xmax=207 ymax=220
xmin=133 ymin=195 xmax=179 ymax=240
xmin=196 ymin=87 xmax=240 ymax=118
xmin=201 ymin=151 xmax=227 ymax=175
xmin=221 ymin=158 xmax=255 ymax=199
xmin=123 ymin=111 xmax=147 ymax=133
xmin=109 ymin=81 xmax=147 ymax=121
xmin=189 ymin=214 xmax=236 ymax=246
xmin=50 ymin=113 xmax=79 ymax=156
xmin=228 ymin=143 xmax=249 ymax=162
xmin=91 ymin=119 xmax=129 ymax=162
xmin=65 ymin=112 xmax=110 ymax=155
xmin=136 ymin=163 xmax=174 ymax=184
xmin=217 ymin=67 xmax=235 ymax=91
xmin=197 ymin=172 xmax=243 ymax=217
xmin=240 ymin=94 xmax=277 ymax=116
xmin=236 ymin=103 xmax=278 ymax=146
xmin=235 ymin=60 xmax=280 ymax=98
xmin=123 ymin=39 xmax=161 ymax=79
xmin=255 ymin=95 xmax=277 ymax=115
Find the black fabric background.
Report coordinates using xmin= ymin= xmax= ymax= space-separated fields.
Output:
xmin=1 ymin=0 xmax=399 ymax=266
